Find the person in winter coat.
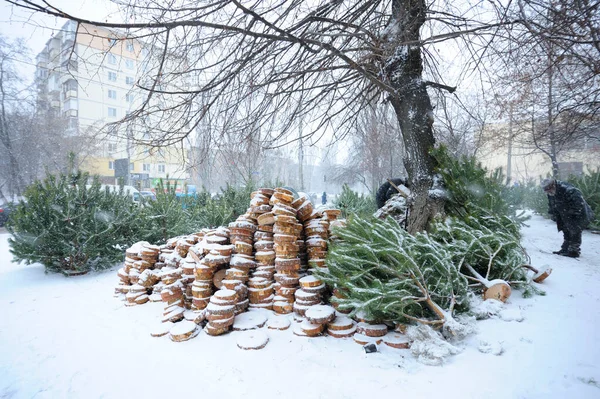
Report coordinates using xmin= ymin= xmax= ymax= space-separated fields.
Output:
xmin=541 ymin=178 xmax=594 ymax=258
xmin=321 ymin=191 xmax=327 ymax=205
xmin=376 ymin=178 xmax=407 ymax=208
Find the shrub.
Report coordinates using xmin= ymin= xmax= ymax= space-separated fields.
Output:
xmin=7 ymin=172 xmax=142 ymax=275
xmin=333 ymin=184 xmax=377 ymax=219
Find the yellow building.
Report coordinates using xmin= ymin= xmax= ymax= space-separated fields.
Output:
xmin=35 ymin=21 xmax=189 ymax=190
xmin=477 ymin=122 xmax=600 ymax=183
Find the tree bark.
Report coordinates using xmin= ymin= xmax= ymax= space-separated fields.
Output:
xmin=385 ymin=0 xmax=442 ymax=233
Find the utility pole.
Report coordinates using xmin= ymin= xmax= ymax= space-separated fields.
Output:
xmin=506 ymin=103 xmax=513 ymax=185
xmin=298 ymin=118 xmax=304 ymax=191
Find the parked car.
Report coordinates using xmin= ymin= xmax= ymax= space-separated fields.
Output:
xmin=139 ymin=191 xmax=157 ymax=201
xmin=0 ymin=202 xmax=16 ymax=227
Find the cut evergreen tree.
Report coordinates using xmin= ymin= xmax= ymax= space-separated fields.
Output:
xmin=7 ymin=170 xmax=142 ymax=275
xmin=314 ymin=216 xmax=470 ymax=333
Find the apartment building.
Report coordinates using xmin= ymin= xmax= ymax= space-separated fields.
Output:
xmin=34 ymin=21 xmax=189 ymax=190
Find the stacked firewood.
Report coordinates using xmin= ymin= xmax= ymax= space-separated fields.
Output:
xmin=114 ymin=187 xmax=415 ymax=350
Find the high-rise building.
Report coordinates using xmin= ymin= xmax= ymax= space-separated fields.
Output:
xmin=35 ymin=21 xmax=190 ymax=190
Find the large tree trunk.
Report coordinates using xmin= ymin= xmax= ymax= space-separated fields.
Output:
xmin=384 ymin=0 xmax=443 ymax=233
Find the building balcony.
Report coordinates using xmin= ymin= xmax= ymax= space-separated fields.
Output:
xmin=63 ymin=90 xmax=78 ymax=99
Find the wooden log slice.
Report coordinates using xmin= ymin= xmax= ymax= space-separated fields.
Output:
xmin=274 ymin=258 xmax=301 ymax=272
xmin=149 ymin=293 xmax=163 ymax=302
xmin=322 ymin=209 xmax=342 ymax=221
xmin=533 ymin=268 xmax=552 ymax=283
xmin=267 ymin=316 xmax=291 ymax=330
xmin=327 ymin=324 xmax=357 ymax=338
xmin=162 ymin=307 xmax=185 ymax=323
xmin=237 ymin=330 xmax=269 ymax=350
xmin=249 ymin=205 xmax=272 ymax=214
xmin=214 ymin=288 xmax=238 ymax=302
xmin=258 ymin=224 xmax=274 ymax=233
xmin=255 ymin=251 xmax=276 ymax=264
xmin=300 ymin=320 xmax=325 ymax=337
xmin=221 ymin=279 xmax=243 ymax=291
xmin=150 ymin=321 xmax=174 ymax=337
xmin=169 ymin=320 xmax=199 ymax=342
xmin=134 ymin=294 xmax=149 ymax=305
xmin=296 ymin=201 xmax=315 ymax=222
xmin=307 ymin=249 xmax=328 ymax=260
xmin=305 ymin=305 xmax=336 ymax=325
xmin=483 ymin=280 xmax=512 ymax=303
xmin=205 ymin=303 xmax=236 ymax=318
xmin=258 ymin=188 xmax=275 ymax=197
xmin=254 ymin=240 xmax=274 ymax=252
xmin=356 ymin=322 xmax=388 ymax=337
xmin=295 ymin=298 xmax=322 ymax=307
xmin=208 ymin=316 xmax=235 ymax=329
xmin=301 ymin=283 xmax=327 ymax=295
xmin=204 ymin=323 xmax=230 ymax=336
xmin=327 ymin=316 xmax=356 ymax=331
xmin=235 ymin=299 xmax=250 ymax=314
xmin=248 ymin=277 xmax=272 ymax=289
xmin=293 ymin=302 xmax=309 ymax=316
xmin=382 ymin=332 xmax=411 ymax=349
xmin=232 ymin=312 xmax=268 ymax=331
xmin=230 ymin=255 xmax=256 ymax=270
xmin=305 ymin=237 xmax=328 ymax=249
xmin=274 ymin=214 xmax=297 ymax=225
xmin=272 ymin=301 xmax=294 ymax=314
xmin=249 ymin=302 xmax=274 ymax=311
xmin=274 ymin=273 xmax=300 ymax=286
xmin=292 ymin=324 xmax=308 ymax=336
xmin=273 ymin=234 xmax=297 ymax=244
xmin=299 ymin=275 xmax=323 ymax=288
xmin=294 ymin=289 xmax=320 ymax=303
xmin=352 ymin=333 xmax=383 ymax=345
xmin=191 ymin=286 xmax=212 ymax=299
xmin=308 ymin=259 xmax=327 ymax=269
xmin=274 ymin=187 xmax=294 ymax=196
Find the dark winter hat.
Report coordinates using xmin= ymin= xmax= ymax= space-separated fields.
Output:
xmin=541 ymin=178 xmax=556 ymax=191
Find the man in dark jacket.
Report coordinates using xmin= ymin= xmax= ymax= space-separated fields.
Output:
xmin=376 ymin=178 xmax=407 ymax=208
xmin=541 ymin=178 xmax=594 ymax=258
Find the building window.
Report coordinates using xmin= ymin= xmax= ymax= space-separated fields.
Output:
xmin=143 ymin=163 xmax=151 ymax=172
xmin=108 ymin=38 xmax=117 ymax=46
xmin=108 ymin=89 xmax=117 ymax=99
xmin=68 ymin=117 xmax=78 ymax=130
xmin=126 ymin=76 xmax=134 ymax=85
xmin=109 ymin=161 xmax=114 ymax=170
xmin=130 ymin=163 xmax=134 ymax=171
xmin=108 ymin=53 xmax=117 ymax=65
xmin=126 ymin=42 xmax=134 ymax=52
xmin=126 ymin=93 xmax=134 ymax=103
xmin=108 ymin=143 xmax=117 ymax=152
xmin=108 ymin=71 xmax=117 ymax=81
xmin=108 ymin=107 xmax=117 ymax=117
xmin=158 ymin=164 xmax=165 ymax=173
xmin=125 ymin=59 xmax=134 ymax=69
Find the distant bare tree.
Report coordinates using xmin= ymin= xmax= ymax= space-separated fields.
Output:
xmin=331 ymin=104 xmax=404 ymax=193
xmin=489 ymin=0 xmax=600 ymax=178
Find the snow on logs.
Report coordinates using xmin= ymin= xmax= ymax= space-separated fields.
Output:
xmin=464 ymin=264 xmax=512 ymax=303
xmin=522 ymin=264 xmax=552 ymax=283
xmin=116 ymin=187 xmax=409 ymax=350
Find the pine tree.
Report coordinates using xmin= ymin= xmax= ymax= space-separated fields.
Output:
xmin=7 ymin=171 xmax=143 ymax=274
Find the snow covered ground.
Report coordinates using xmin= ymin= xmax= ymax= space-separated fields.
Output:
xmin=1 ymin=214 xmax=599 ymax=399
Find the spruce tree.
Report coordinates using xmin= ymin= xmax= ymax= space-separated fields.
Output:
xmin=315 ymin=216 xmax=470 ymax=327
xmin=7 ymin=170 xmax=142 ymax=274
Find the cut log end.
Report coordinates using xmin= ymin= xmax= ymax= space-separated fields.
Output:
xmin=483 ymin=280 xmax=511 ymax=303
xmin=533 ymin=268 xmax=552 ymax=283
